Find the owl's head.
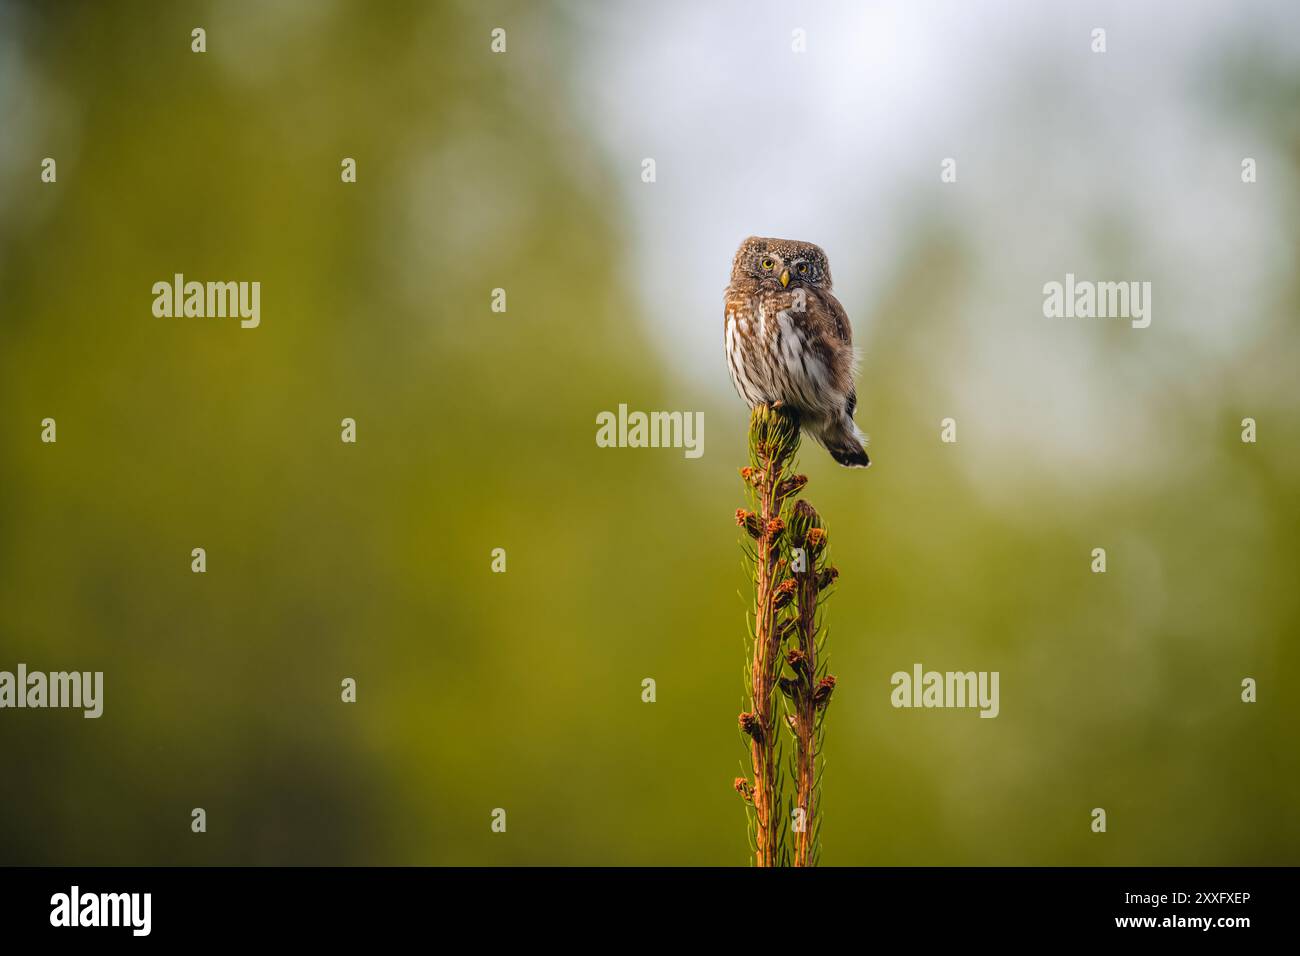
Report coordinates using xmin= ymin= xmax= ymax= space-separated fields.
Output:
xmin=731 ymin=236 xmax=832 ymax=291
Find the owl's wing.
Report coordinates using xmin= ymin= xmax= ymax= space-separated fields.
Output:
xmin=818 ymin=290 xmax=853 ymax=346
xmin=810 ymin=290 xmax=859 ymax=400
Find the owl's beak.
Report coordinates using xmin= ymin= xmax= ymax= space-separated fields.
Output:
xmin=779 ymin=269 xmax=790 ymax=288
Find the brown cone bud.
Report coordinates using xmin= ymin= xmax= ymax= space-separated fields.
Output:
xmin=773 ymin=578 xmax=798 ymax=610
xmin=792 ymin=499 xmax=820 ymax=524
xmin=786 ymin=647 xmax=810 ymax=678
xmin=813 ymin=675 xmax=837 ymax=708
xmin=816 ymin=566 xmax=839 ymax=592
xmin=788 ymin=498 xmax=823 ymax=549
xmin=735 ymin=509 xmax=762 ymax=539
xmin=776 ymin=474 xmax=808 ymax=500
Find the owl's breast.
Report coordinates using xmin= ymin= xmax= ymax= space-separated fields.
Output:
xmin=725 ymin=290 xmax=836 ymax=416
xmin=766 ymin=306 xmax=836 ymax=415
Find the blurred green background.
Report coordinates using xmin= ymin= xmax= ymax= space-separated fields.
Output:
xmin=1 ymin=0 xmax=1297 ymax=865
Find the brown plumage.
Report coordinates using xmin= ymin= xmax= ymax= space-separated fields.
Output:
xmin=724 ymin=236 xmax=870 ymax=467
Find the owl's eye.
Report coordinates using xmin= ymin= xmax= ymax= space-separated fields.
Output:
xmin=797 ymin=262 xmax=808 ymax=275
xmin=760 ymin=258 xmax=774 ymax=271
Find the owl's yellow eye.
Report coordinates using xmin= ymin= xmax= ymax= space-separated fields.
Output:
xmin=761 ymin=258 xmax=774 ymax=270
xmin=797 ymin=263 xmax=808 ymax=274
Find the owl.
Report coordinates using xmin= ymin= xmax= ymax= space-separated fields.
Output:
xmin=724 ymin=236 xmax=870 ymax=467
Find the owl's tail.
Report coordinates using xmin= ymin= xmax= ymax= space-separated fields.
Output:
xmin=816 ymin=414 xmax=871 ymax=469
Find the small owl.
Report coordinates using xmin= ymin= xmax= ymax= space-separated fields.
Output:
xmin=724 ymin=236 xmax=870 ymax=467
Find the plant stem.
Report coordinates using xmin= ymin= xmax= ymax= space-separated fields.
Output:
xmin=750 ymin=443 xmax=782 ymax=867
xmin=793 ymin=563 xmax=819 ymax=867
xmin=735 ymin=405 xmax=834 ymax=867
